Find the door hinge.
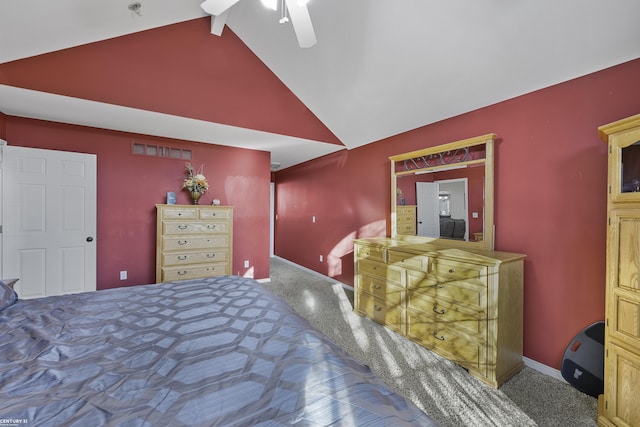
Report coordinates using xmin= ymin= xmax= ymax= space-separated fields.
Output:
xmin=0 ymin=224 xmax=2 ymax=233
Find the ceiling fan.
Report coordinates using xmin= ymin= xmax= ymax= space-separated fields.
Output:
xmin=200 ymin=0 xmax=317 ymax=48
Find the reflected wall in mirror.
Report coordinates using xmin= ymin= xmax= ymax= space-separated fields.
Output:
xmin=390 ymin=134 xmax=496 ymax=250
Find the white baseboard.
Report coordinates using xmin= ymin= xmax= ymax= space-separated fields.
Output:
xmin=523 ymin=356 xmax=566 ymax=383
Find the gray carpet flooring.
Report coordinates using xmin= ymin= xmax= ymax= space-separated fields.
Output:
xmin=263 ymin=257 xmax=598 ymax=427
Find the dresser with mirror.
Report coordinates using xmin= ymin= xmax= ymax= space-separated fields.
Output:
xmin=354 ymin=133 xmax=526 ymax=388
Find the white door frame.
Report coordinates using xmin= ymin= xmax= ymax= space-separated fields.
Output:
xmin=270 ymin=182 xmax=275 ymax=257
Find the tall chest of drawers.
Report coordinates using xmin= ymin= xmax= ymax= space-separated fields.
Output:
xmin=354 ymin=237 xmax=525 ymax=388
xmin=396 ymin=205 xmax=417 ymax=236
xmin=156 ymin=204 xmax=233 ymax=282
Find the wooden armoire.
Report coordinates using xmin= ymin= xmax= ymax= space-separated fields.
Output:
xmin=598 ymin=113 xmax=640 ymax=427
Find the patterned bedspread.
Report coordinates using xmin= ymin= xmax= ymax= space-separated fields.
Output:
xmin=0 ymin=276 xmax=436 ymax=426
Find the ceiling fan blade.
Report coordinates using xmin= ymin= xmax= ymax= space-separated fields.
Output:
xmin=284 ymin=0 xmax=317 ymax=48
xmin=210 ymin=10 xmax=229 ymax=35
xmin=200 ymin=0 xmax=240 ymax=16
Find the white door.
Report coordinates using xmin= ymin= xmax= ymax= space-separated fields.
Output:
xmin=416 ymin=182 xmax=440 ymax=237
xmin=1 ymin=146 xmax=97 ymax=298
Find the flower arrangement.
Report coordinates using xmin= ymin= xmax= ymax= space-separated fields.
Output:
xmin=182 ymin=163 xmax=209 ymax=194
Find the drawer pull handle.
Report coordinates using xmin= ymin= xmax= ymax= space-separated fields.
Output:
xmin=433 ymin=307 xmax=445 ymax=315
xmin=207 ymin=224 xmax=215 ymax=229
xmin=178 ymin=225 xmax=187 ymax=230
xmin=177 ymin=270 xmax=187 ymax=276
xmin=207 ymin=253 xmax=216 ymax=258
xmin=432 ymin=283 xmax=445 ymax=289
xmin=177 ymin=255 xmax=187 ymax=260
xmin=178 ymin=240 xmax=188 ymax=245
xmin=374 ymin=305 xmax=382 ymax=312
xmin=373 ymin=284 xmax=382 ymax=290
xmin=449 ymin=268 xmax=456 ymax=273
xmin=433 ymin=332 xmax=445 ymax=341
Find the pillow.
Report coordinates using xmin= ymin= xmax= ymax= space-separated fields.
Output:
xmin=0 ymin=279 xmax=19 ymax=310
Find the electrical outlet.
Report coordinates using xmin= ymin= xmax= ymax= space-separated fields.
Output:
xmin=472 ymin=212 xmax=479 ymax=219
xmin=244 ymin=260 xmax=250 ymax=268
xmin=319 ymin=255 xmax=323 ymax=262
xmin=120 ymin=271 xmax=127 ymax=280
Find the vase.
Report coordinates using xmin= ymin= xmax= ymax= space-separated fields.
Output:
xmin=190 ymin=190 xmax=202 ymax=205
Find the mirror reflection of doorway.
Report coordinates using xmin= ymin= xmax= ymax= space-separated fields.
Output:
xmin=416 ymin=178 xmax=469 ymax=240
xmin=416 ymin=182 xmax=439 ymax=237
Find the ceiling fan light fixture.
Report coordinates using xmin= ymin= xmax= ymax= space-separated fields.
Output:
xmin=260 ymin=0 xmax=278 ymax=11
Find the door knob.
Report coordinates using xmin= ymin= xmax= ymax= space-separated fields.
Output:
xmin=86 ymin=237 xmax=94 ymax=242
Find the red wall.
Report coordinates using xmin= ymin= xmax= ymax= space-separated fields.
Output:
xmin=274 ymin=58 xmax=640 ymax=369
xmin=0 ymin=18 xmax=339 ymax=290
xmin=0 ymin=18 xmax=341 ymax=146
xmin=5 ymin=116 xmax=271 ymax=289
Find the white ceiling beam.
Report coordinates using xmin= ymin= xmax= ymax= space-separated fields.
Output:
xmin=210 ymin=10 xmax=229 ymax=35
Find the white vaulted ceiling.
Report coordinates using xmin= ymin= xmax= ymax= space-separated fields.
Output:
xmin=1 ymin=0 xmax=640 ymax=169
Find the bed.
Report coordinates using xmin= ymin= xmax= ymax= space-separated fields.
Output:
xmin=0 ymin=276 xmax=436 ymax=426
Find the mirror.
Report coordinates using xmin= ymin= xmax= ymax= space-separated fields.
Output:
xmin=390 ymin=134 xmax=495 ymax=250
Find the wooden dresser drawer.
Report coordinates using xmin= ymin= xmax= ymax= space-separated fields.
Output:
xmin=406 ymin=314 xmax=486 ymax=371
xmin=397 ymin=206 xmax=416 ymax=216
xmin=163 ymin=221 xmax=230 ymax=234
xmin=199 ymin=208 xmax=232 ymax=220
xmin=430 ymin=258 xmax=487 ymax=283
xmin=387 ymin=250 xmax=429 ymax=271
xmin=407 ymin=270 xmax=486 ymax=311
xmin=407 ymin=294 xmax=485 ymax=336
xmin=356 ymin=274 xmax=404 ymax=307
xmin=162 ymin=263 xmax=229 ymax=281
xmin=356 ymin=291 xmax=404 ymax=332
xmin=355 ymin=244 xmax=385 ymax=262
xmin=397 ymin=214 xmax=415 ymax=223
xmin=396 ymin=223 xmax=416 ymax=235
xmin=357 ymin=259 xmax=404 ymax=285
xmin=162 ymin=235 xmax=229 ymax=251
xmin=162 ymin=250 xmax=228 ymax=267
xmin=160 ymin=207 xmax=198 ymax=220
